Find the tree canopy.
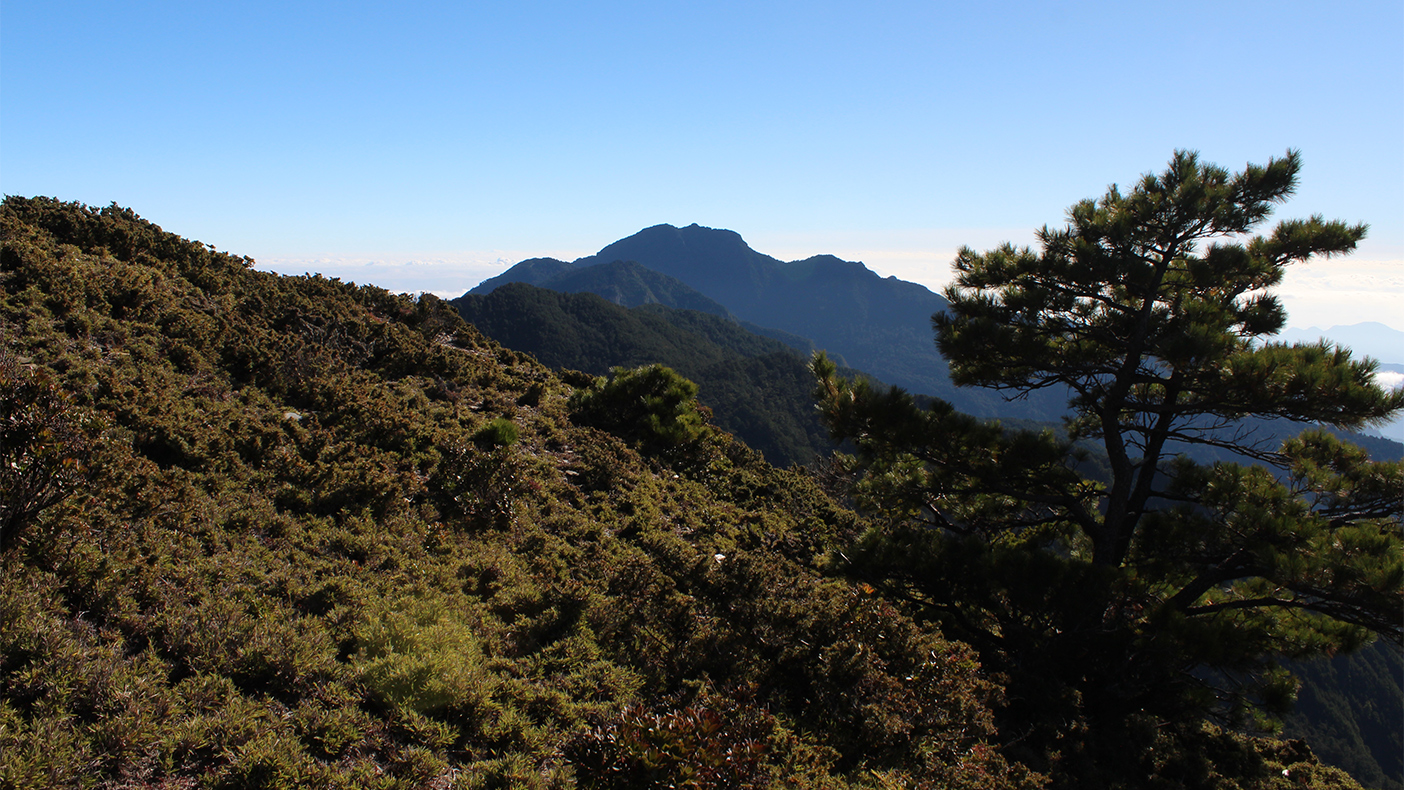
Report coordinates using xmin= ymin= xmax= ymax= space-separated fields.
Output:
xmin=814 ymin=150 xmax=1404 ymax=785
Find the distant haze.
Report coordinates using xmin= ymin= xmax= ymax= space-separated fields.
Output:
xmin=256 ymin=230 xmax=1403 ymax=335
xmin=246 ymin=222 xmax=1404 ymax=444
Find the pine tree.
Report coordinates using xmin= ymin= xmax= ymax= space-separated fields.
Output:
xmin=813 ymin=150 xmax=1403 ymax=777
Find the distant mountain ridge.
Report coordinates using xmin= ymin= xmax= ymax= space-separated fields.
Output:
xmin=1278 ymin=322 xmax=1404 ymax=365
xmin=470 ymin=223 xmax=1059 ymax=419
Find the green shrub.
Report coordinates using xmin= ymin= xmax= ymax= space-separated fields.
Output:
xmin=352 ymin=596 xmax=496 ymax=717
xmin=473 ymin=417 xmax=519 ymax=448
xmin=568 ymin=364 xmax=713 ymax=458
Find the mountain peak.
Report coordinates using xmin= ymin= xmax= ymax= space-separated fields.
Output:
xmin=466 ymin=223 xmax=973 ymax=406
xmin=592 ymin=223 xmax=755 ymax=262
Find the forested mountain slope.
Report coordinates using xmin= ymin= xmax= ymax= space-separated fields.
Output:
xmin=528 ymin=259 xmax=736 ymax=319
xmin=1285 ymin=640 xmax=1403 ymax=790
xmin=454 ymin=283 xmax=835 ymax=468
xmin=0 ymin=197 xmax=1374 ymax=789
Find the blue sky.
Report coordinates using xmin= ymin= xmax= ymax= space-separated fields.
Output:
xmin=3 ymin=0 xmax=1400 ymax=331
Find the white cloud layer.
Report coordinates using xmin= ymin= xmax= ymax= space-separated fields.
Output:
xmin=1374 ymin=370 xmax=1404 ymax=391
xmin=1274 ymin=254 xmax=1404 ymax=332
xmin=252 ymin=251 xmax=585 ymax=299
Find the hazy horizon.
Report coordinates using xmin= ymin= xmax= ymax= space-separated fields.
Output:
xmin=250 ymin=225 xmax=1403 ymax=335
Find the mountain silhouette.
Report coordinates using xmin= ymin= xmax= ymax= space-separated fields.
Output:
xmin=470 ymin=223 xmax=1059 ymax=419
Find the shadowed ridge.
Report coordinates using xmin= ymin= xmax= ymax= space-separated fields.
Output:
xmin=537 ymin=259 xmax=735 ymax=320
xmin=467 ymin=256 xmax=573 ymax=295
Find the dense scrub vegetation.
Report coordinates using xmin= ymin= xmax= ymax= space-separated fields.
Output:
xmin=0 ymin=198 xmax=1042 ymax=788
xmin=0 ymin=197 xmax=1380 ymax=789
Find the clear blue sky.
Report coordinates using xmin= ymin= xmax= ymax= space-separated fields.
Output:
xmin=4 ymin=0 xmax=1400 ymax=331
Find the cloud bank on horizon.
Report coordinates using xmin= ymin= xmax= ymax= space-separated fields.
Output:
xmin=254 ymin=230 xmax=1402 ymax=336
